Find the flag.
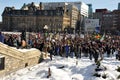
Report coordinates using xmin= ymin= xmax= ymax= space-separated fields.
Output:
xmin=100 ymin=33 xmax=105 ymax=41
xmin=80 ymin=34 xmax=84 ymax=38
xmin=95 ymin=34 xmax=101 ymax=39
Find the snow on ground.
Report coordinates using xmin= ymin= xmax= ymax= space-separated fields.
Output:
xmin=1 ymin=53 xmax=120 ymax=80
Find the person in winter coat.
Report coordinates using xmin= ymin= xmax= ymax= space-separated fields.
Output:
xmin=55 ymin=44 xmax=60 ymax=56
xmin=106 ymin=44 xmax=111 ymax=57
xmin=21 ymin=39 xmax=27 ymax=48
xmin=89 ymin=46 xmax=93 ymax=60
xmin=0 ymin=32 xmax=4 ymax=43
xmin=48 ymin=45 xmax=53 ymax=60
xmin=116 ymin=48 xmax=120 ymax=60
xmin=13 ymin=37 xmax=19 ymax=47
xmin=78 ymin=44 xmax=82 ymax=58
xmin=93 ymin=47 xmax=99 ymax=63
xmin=65 ymin=43 xmax=70 ymax=58
xmin=70 ymin=44 xmax=75 ymax=58
xmin=7 ymin=35 xmax=14 ymax=46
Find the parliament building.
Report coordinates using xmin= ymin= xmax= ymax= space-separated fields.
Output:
xmin=2 ymin=2 xmax=70 ymax=32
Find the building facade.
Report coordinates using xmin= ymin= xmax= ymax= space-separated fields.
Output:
xmin=2 ymin=1 xmax=90 ymax=33
xmin=87 ymin=4 xmax=93 ymax=18
xmin=69 ymin=2 xmax=88 ymax=33
xmin=2 ymin=2 xmax=70 ymax=32
xmin=84 ymin=19 xmax=99 ymax=33
xmin=93 ymin=9 xmax=120 ymax=34
xmin=43 ymin=2 xmax=79 ymax=33
xmin=102 ymin=12 xmax=113 ymax=33
xmin=66 ymin=4 xmax=79 ymax=33
xmin=112 ymin=10 xmax=120 ymax=34
xmin=0 ymin=22 xmax=3 ymax=30
xmin=118 ymin=3 xmax=120 ymax=10
xmin=44 ymin=1 xmax=89 ymax=33
xmin=93 ymin=9 xmax=110 ymax=33
xmin=70 ymin=2 xmax=88 ymax=17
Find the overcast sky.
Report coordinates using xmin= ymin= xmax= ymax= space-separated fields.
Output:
xmin=0 ymin=0 xmax=119 ymax=21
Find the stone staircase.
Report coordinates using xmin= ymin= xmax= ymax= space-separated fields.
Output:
xmin=0 ymin=42 xmax=44 ymax=60
xmin=0 ymin=42 xmax=43 ymax=76
xmin=0 ymin=42 xmax=24 ymax=60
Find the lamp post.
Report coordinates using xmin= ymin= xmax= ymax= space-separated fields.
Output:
xmin=44 ymin=25 xmax=48 ymax=37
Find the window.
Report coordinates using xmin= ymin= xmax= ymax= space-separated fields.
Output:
xmin=0 ymin=57 xmax=5 ymax=70
xmin=50 ymin=12 xmax=53 ymax=16
xmin=44 ymin=11 xmax=48 ymax=16
xmin=43 ymin=19 xmax=46 ymax=21
xmin=55 ymin=19 xmax=59 ymax=22
xmin=39 ymin=19 xmax=41 ymax=21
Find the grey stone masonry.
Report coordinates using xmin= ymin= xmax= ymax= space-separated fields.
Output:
xmin=0 ymin=42 xmax=49 ymax=77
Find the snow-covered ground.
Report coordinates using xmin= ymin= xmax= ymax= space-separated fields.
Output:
xmin=1 ymin=53 xmax=120 ymax=80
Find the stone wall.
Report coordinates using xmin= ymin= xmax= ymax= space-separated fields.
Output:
xmin=0 ymin=42 xmax=49 ymax=77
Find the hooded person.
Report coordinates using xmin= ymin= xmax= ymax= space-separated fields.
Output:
xmin=0 ymin=32 xmax=4 ymax=43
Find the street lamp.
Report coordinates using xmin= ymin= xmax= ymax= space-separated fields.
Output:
xmin=44 ymin=25 xmax=48 ymax=30
xmin=43 ymin=25 xmax=48 ymax=37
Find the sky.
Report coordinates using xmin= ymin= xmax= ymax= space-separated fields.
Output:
xmin=0 ymin=0 xmax=120 ymax=21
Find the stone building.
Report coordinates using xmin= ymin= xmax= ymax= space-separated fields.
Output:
xmin=2 ymin=2 xmax=70 ymax=32
xmin=36 ymin=9 xmax=70 ymax=32
xmin=44 ymin=2 xmax=79 ymax=33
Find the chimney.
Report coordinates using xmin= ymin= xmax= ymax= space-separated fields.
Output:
xmin=39 ymin=2 xmax=42 ymax=10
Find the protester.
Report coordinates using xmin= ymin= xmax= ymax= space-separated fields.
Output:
xmin=116 ymin=48 xmax=120 ymax=60
xmin=0 ymin=31 xmax=120 ymax=63
xmin=21 ymin=39 xmax=27 ymax=48
xmin=0 ymin=32 xmax=4 ymax=43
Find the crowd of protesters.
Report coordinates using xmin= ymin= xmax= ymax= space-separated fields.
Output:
xmin=0 ymin=31 xmax=120 ymax=63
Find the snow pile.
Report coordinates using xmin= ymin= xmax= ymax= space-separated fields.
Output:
xmin=17 ymin=48 xmax=38 ymax=52
xmin=1 ymin=56 xmax=120 ymax=80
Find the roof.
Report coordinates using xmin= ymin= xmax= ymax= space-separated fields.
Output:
xmin=2 ymin=9 xmax=64 ymax=16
